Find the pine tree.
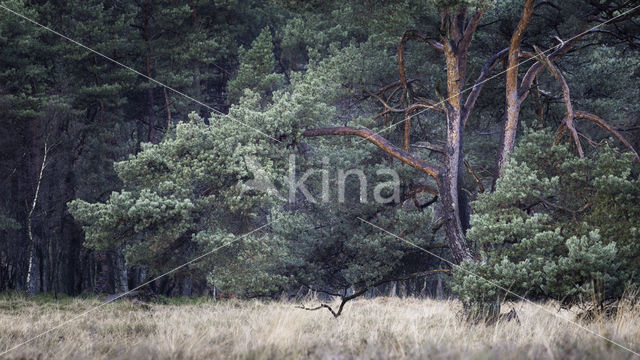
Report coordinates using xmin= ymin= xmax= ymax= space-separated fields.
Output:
xmin=453 ymin=131 xmax=640 ymax=320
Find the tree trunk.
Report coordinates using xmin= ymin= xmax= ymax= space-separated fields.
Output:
xmin=496 ymin=0 xmax=535 ymax=177
xmin=164 ymin=86 xmax=172 ymax=130
xmin=302 ymin=9 xmax=488 ymax=265
xmin=26 ymin=139 xmax=47 ymax=295
xmin=143 ymin=0 xmax=155 ymax=142
xmin=437 ymin=9 xmax=476 ymax=263
xmin=113 ymin=246 xmax=129 ymax=293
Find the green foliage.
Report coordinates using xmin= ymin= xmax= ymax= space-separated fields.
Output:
xmin=429 ymin=0 xmax=495 ymax=11
xmin=454 ymin=131 xmax=640 ymax=312
xmin=227 ymin=28 xmax=284 ymax=104
xmin=69 ymin=27 xmax=449 ymax=297
xmin=0 ymin=213 xmax=20 ymax=232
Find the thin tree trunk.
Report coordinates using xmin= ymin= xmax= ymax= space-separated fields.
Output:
xmin=26 ymin=141 xmax=48 ymax=296
xmin=164 ymin=86 xmax=172 ymax=130
xmin=113 ymin=245 xmax=128 ymax=293
xmin=93 ymin=54 xmax=105 ymax=123
xmin=144 ymin=0 xmax=155 ymax=142
xmin=190 ymin=5 xmax=202 ymax=116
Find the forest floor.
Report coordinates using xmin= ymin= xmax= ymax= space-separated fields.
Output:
xmin=1 ymin=294 xmax=639 ymax=359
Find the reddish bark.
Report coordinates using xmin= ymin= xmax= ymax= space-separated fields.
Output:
xmin=497 ymin=0 xmax=535 ymax=176
xmin=304 ymin=9 xmax=486 ymax=264
xmin=302 ymin=127 xmax=439 ymax=178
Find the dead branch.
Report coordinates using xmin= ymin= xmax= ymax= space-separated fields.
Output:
xmin=464 ymin=160 xmax=485 ymax=193
xmin=531 ymin=46 xmax=638 ymax=160
xmin=577 ymin=131 xmax=602 ymax=148
xmin=415 ymin=97 xmax=445 ymax=112
xmin=296 ymin=269 xmax=450 ymax=318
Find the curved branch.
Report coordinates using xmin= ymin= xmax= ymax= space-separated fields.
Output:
xmin=534 ymin=45 xmax=583 ymax=157
xmin=398 ymin=30 xmax=444 ymax=98
xmin=399 ymin=30 xmax=444 ymax=53
xmin=463 ymin=47 xmax=509 ymax=125
xmin=519 ymin=31 xmax=593 ymax=103
xmin=415 ymin=97 xmax=445 ymax=113
xmin=365 ymin=91 xmax=443 ymax=114
xmin=574 ymin=111 xmax=640 ymax=160
xmin=302 ymin=127 xmax=440 ymax=178
xmin=532 ymin=46 xmax=638 ymax=160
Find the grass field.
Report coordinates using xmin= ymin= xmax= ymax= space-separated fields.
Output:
xmin=1 ymin=294 xmax=639 ymax=359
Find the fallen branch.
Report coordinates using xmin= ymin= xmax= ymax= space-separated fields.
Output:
xmin=296 ymin=269 xmax=450 ymax=318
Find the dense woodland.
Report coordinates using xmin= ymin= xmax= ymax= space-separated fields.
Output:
xmin=1 ymin=0 xmax=639 ymax=316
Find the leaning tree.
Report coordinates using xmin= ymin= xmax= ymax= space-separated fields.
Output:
xmin=302 ymin=0 xmax=638 ymax=265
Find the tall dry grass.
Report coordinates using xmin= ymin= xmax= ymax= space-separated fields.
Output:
xmin=1 ymin=295 xmax=639 ymax=359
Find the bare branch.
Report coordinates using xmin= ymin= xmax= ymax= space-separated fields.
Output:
xmin=533 ymin=45 xmax=583 ymax=157
xmin=399 ymin=30 xmax=444 ymax=53
xmin=365 ymin=91 xmax=442 ymax=114
xmin=296 ymin=269 xmax=450 ymax=318
xmin=519 ymin=31 xmax=593 ymax=103
xmin=464 ymin=160 xmax=485 ymax=193
xmin=574 ymin=111 xmax=640 ymax=160
xmin=303 ymin=127 xmax=441 ymax=178
xmin=398 ymin=30 xmax=443 ymax=101
xmin=463 ymin=47 xmax=509 ymax=125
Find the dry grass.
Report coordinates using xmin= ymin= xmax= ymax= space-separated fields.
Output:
xmin=1 ymin=295 xmax=640 ymax=359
